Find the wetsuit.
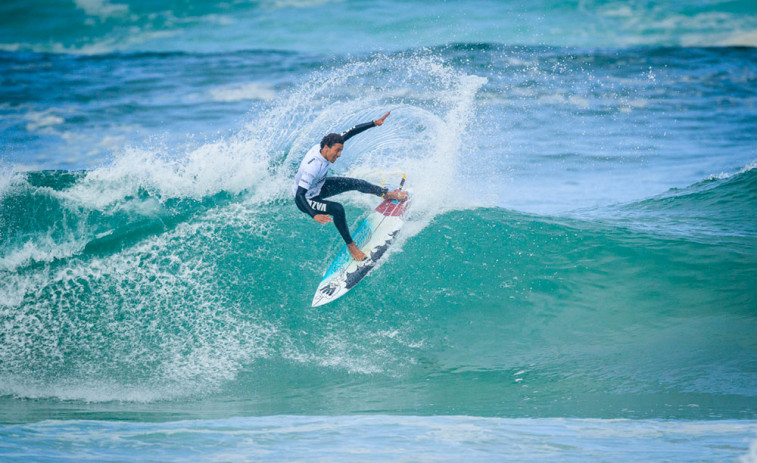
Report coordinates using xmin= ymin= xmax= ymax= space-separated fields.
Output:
xmin=293 ymin=121 xmax=388 ymax=245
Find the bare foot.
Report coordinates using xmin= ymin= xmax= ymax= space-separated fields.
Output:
xmin=385 ymin=190 xmax=408 ymax=201
xmin=347 ymin=243 xmax=367 ymax=261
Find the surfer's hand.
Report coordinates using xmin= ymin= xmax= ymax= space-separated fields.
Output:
xmin=374 ymin=111 xmax=390 ymax=126
xmin=314 ymin=214 xmax=332 ymax=224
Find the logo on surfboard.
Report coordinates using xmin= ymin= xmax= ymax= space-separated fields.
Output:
xmin=319 ymin=284 xmax=338 ymax=296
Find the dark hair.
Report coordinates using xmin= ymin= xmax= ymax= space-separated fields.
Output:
xmin=320 ymin=133 xmax=344 ymax=149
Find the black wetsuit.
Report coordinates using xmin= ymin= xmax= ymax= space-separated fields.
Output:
xmin=293 ymin=121 xmax=388 ymax=245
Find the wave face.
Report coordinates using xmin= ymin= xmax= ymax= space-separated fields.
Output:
xmin=1 ymin=160 xmax=755 ymax=420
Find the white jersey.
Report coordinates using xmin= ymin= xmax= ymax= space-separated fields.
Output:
xmin=292 ymin=144 xmax=330 ymax=199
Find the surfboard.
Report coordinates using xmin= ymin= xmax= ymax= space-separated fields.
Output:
xmin=311 ymin=181 xmax=410 ymax=307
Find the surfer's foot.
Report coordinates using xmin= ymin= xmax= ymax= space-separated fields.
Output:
xmin=385 ymin=190 xmax=408 ymax=201
xmin=347 ymin=243 xmax=367 ymax=261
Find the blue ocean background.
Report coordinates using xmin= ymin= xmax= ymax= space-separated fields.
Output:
xmin=1 ymin=0 xmax=757 ymax=461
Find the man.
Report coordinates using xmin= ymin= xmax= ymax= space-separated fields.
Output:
xmin=293 ymin=111 xmax=408 ymax=261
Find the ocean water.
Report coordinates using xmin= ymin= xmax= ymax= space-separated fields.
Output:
xmin=1 ymin=0 xmax=757 ymax=461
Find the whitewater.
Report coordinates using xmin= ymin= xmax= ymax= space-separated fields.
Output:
xmin=1 ymin=0 xmax=757 ymax=461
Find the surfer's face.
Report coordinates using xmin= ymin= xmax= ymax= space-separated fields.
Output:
xmin=321 ymin=143 xmax=343 ymax=163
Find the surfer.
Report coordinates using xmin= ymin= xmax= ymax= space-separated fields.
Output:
xmin=293 ymin=111 xmax=408 ymax=261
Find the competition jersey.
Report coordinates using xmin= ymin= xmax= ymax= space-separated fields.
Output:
xmin=292 ymin=144 xmax=330 ymax=199
xmin=291 ymin=120 xmax=376 ymax=199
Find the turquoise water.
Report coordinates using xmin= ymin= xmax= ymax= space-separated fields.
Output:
xmin=2 ymin=0 xmax=757 ymax=460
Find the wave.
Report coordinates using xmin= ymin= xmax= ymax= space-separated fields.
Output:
xmin=4 ymin=161 xmax=753 ymax=272
xmin=1 ymin=49 xmax=754 ymax=418
xmin=587 ymin=162 xmax=757 ymax=239
xmin=0 ymin=51 xmax=491 ymax=402
xmin=1 ymin=165 xmax=755 ymax=412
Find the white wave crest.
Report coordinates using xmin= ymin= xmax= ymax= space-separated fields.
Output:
xmin=706 ymin=161 xmax=757 ymax=181
xmin=0 ymin=164 xmax=24 ymax=200
xmin=58 ymin=135 xmax=275 ymax=209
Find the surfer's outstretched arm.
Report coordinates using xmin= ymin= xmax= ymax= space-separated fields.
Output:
xmin=340 ymin=111 xmax=391 ymax=142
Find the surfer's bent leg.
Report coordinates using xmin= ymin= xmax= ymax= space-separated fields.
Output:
xmin=318 ymin=177 xmax=387 ymax=199
xmin=295 ymin=196 xmax=353 ymax=245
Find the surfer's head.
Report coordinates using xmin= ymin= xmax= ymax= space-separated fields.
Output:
xmin=320 ymin=133 xmax=344 ymax=163
xmin=321 ymin=133 xmax=344 ymax=149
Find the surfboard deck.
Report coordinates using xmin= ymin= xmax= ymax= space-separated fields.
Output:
xmin=311 ymin=194 xmax=410 ymax=307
